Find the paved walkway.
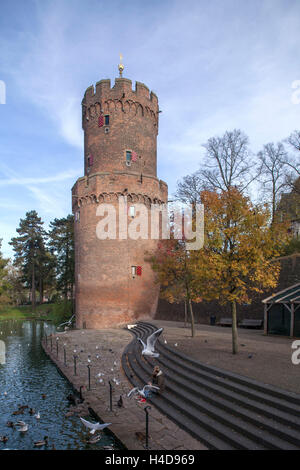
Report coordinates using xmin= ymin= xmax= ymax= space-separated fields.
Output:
xmin=154 ymin=320 xmax=300 ymax=394
xmin=42 ymin=327 xmax=206 ymax=450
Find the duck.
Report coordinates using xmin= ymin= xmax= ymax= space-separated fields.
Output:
xmin=6 ymin=421 xmax=14 ymax=428
xmin=41 ymin=394 xmax=46 ymax=400
xmin=34 ymin=412 xmax=40 ymax=420
xmin=34 ymin=436 xmax=48 ymax=447
xmin=87 ymin=434 xmax=102 ymax=444
xmin=67 ymin=393 xmax=77 ymax=406
xmin=12 ymin=409 xmax=24 ymax=416
xmin=0 ymin=436 xmax=9 ymax=443
xmin=29 ymin=408 xmax=36 ymax=415
xmin=18 ymin=404 xmax=28 ymax=410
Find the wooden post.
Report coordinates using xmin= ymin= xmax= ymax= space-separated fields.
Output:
xmin=264 ymin=303 xmax=268 ymax=335
xmin=290 ymin=303 xmax=295 ymax=337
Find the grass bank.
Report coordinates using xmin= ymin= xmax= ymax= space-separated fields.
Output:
xmin=0 ymin=301 xmax=73 ymax=325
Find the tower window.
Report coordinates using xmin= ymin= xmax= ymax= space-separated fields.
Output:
xmin=87 ymin=154 xmax=93 ymax=167
xmin=131 ymin=266 xmax=136 ymax=278
xmin=131 ymin=266 xmax=142 ymax=277
xmin=126 ymin=150 xmax=132 ymax=166
xmin=104 ymin=115 xmax=109 ymax=125
xmin=129 ymin=206 xmax=135 ymax=217
xmin=75 ymin=211 xmax=80 ymax=222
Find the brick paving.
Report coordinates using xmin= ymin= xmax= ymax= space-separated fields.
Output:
xmin=42 ymin=327 xmax=206 ymax=450
xmin=154 ymin=320 xmax=300 ymax=394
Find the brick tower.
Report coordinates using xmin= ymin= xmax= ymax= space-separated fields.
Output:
xmin=72 ymin=63 xmax=168 ymax=329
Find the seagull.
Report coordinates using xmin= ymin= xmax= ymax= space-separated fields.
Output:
xmin=34 ymin=412 xmax=40 ymax=420
xmin=137 ymin=328 xmax=163 ymax=357
xmin=16 ymin=422 xmax=28 ymax=432
xmin=80 ymin=418 xmax=111 ymax=435
xmin=127 ymin=385 xmax=159 ymax=399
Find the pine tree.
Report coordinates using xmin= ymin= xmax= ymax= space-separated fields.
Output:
xmin=48 ymin=215 xmax=75 ymax=302
xmin=0 ymin=239 xmax=10 ymax=306
xmin=9 ymin=211 xmax=47 ymax=309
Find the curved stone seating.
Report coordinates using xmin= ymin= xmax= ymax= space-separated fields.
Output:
xmin=121 ymin=321 xmax=300 ymax=450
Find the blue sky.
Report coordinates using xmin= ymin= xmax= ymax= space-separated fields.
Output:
xmin=0 ymin=0 xmax=300 ymax=258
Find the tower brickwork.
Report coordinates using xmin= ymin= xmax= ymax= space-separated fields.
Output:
xmin=72 ymin=74 xmax=168 ymax=329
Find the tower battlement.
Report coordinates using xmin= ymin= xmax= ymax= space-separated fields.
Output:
xmin=82 ymin=78 xmax=158 ymax=109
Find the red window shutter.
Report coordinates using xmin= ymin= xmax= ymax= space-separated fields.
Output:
xmin=132 ymin=151 xmax=138 ymax=162
xmin=98 ymin=115 xmax=104 ymax=127
xmin=136 ymin=266 xmax=142 ymax=276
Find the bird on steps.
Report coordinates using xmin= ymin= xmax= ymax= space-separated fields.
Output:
xmin=117 ymin=395 xmax=123 ymax=408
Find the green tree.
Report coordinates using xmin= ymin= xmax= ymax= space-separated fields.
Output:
xmin=150 ymin=239 xmax=202 ymax=338
xmin=48 ymin=215 xmax=75 ymax=302
xmin=10 ymin=211 xmax=47 ymax=309
xmin=0 ymin=240 xmax=10 ymax=306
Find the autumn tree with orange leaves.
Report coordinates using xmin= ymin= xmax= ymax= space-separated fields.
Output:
xmin=191 ymin=188 xmax=287 ymax=354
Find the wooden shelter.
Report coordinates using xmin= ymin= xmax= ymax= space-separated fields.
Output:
xmin=262 ymin=283 xmax=300 ymax=337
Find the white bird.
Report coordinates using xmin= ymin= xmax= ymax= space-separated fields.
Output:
xmin=174 ymin=343 xmax=178 ymax=347
xmin=137 ymin=328 xmax=163 ymax=357
xmin=16 ymin=422 xmax=28 ymax=432
xmin=34 ymin=412 xmax=40 ymax=419
xmin=80 ymin=417 xmax=111 ymax=435
xmin=127 ymin=385 xmax=159 ymax=399
xmin=127 ymin=324 xmax=137 ymax=330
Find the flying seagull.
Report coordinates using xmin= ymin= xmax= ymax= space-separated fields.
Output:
xmin=127 ymin=385 xmax=159 ymax=399
xmin=137 ymin=328 xmax=163 ymax=357
xmin=80 ymin=417 xmax=111 ymax=435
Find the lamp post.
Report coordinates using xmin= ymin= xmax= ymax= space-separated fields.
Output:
xmin=144 ymin=405 xmax=151 ymax=450
xmin=56 ymin=337 xmax=59 ymax=357
xmin=109 ymin=380 xmax=113 ymax=411
xmin=63 ymin=343 xmax=67 ymax=366
xmin=73 ymin=349 xmax=78 ymax=376
xmin=87 ymin=364 xmax=91 ymax=391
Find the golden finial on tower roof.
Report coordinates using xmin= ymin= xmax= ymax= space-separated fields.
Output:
xmin=118 ymin=53 xmax=124 ymax=77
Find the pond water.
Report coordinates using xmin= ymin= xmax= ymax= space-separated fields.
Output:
xmin=0 ymin=319 xmax=119 ymax=450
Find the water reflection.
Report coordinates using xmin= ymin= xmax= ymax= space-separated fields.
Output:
xmin=0 ymin=319 xmax=118 ymax=450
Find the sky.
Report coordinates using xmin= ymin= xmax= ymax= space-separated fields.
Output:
xmin=0 ymin=0 xmax=300 ymax=258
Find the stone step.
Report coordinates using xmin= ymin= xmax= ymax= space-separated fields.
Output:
xmin=152 ymin=346 xmax=300 ymax=431
xmin=131 ymin=341 xmax=300 ymax=449
xmin=123 ymin=322 xmax=300 ymax=450
xmin=138 ymin=322 xmax=300 ymax=414
xmin=126 ymin=343 xmax=267 ymax=449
